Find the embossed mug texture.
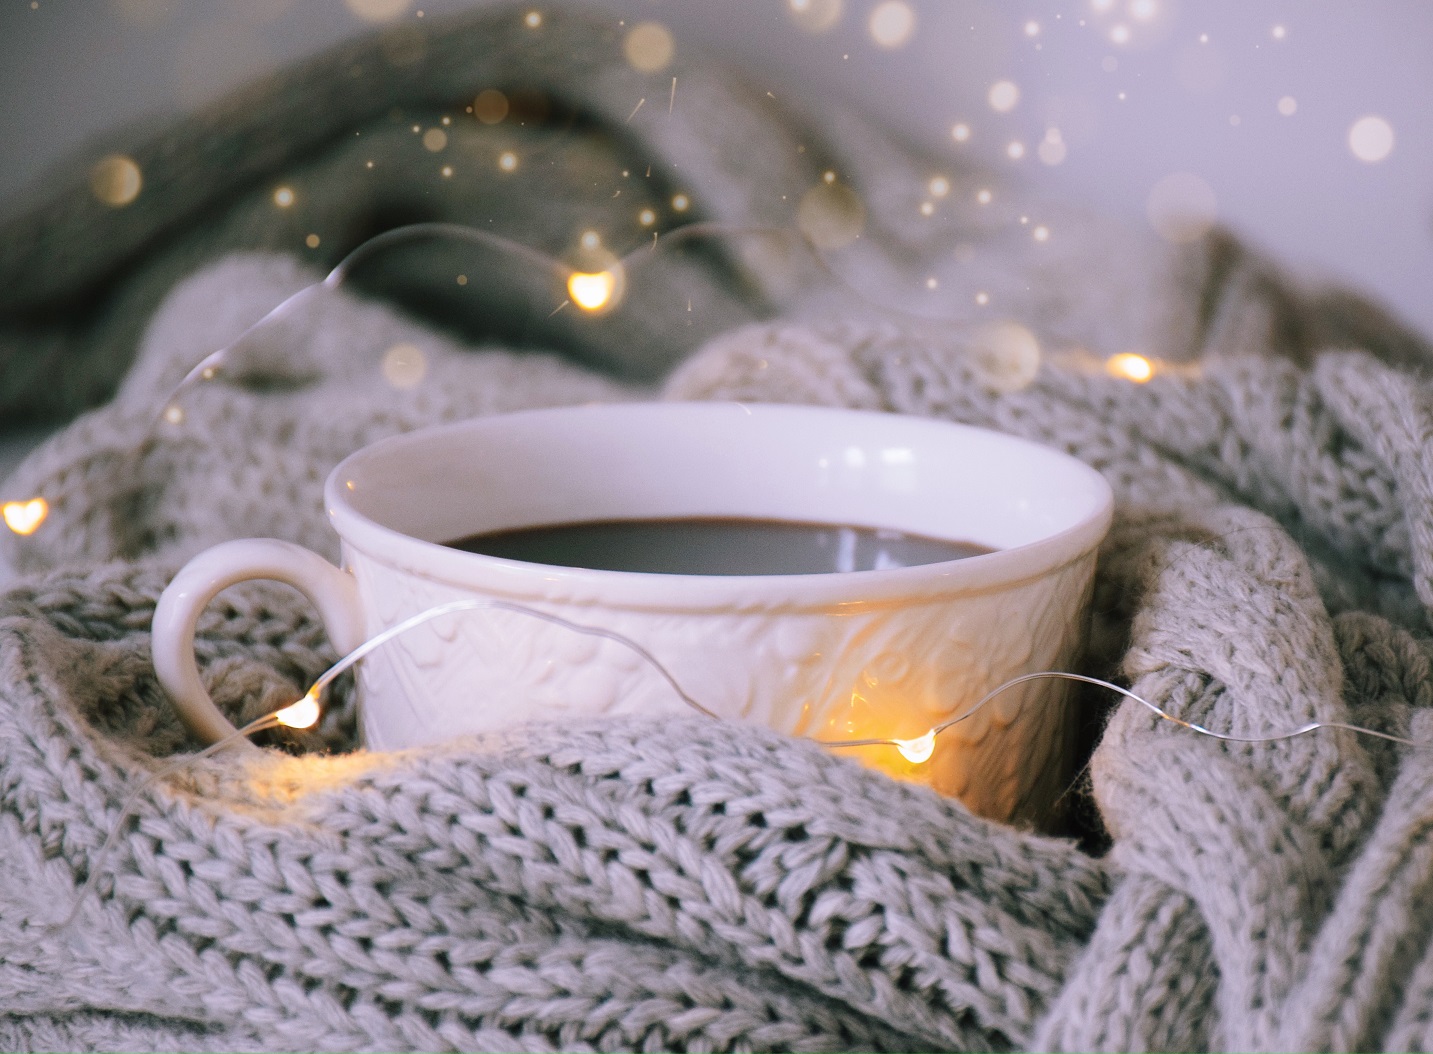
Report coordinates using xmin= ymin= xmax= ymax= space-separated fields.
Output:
xmin=153 ymin=403 xmax=1113 ymax=824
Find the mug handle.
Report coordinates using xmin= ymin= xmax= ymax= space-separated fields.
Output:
xmin=152 ymin=538 xmax=366 ymax=746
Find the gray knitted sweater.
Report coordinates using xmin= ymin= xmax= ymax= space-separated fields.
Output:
xmin=3 ymin=7 xmax=1433 ymax=1051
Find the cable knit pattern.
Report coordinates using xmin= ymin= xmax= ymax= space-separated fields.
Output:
xmin=3 ymin=4 xmax=1433 ymax=1051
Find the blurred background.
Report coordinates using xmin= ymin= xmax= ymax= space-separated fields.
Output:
xmin=1 ymin=0 xmax=1430 ymax=340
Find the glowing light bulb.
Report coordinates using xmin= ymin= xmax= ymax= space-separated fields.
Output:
xmin=1106 ymin=352 xmax=1154 ymax=382
xmin=2 ymin=498 xmax=48 ymax=536
xmin=894 ymin=729 xmax=936 ymax=764
xmin=275 ymin=691 xmax=321 ymax=729
xmin=568 ymin=270 xmax=616 ymax=311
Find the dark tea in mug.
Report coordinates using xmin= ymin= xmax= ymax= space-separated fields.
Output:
xmin=444 ymin=516 xmax=992 ymax=576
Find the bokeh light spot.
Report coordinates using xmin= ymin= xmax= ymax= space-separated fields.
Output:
xmin=951 ymin=122 xmax=971 ymax=142
xmin=344 ymin=0 xmax=411 ymax=22
xmin=498 ymin=151 xmax=518 ymax=172
xmin=624 ymin=21 xmax=675 ymax=73
xmin=1038 ymin=128 xmax=1067 ymax=165
xmin=524 ymin=10 xmax=542 ymax=28
xmin=797 ymin=181 xmax=866 ymax=250
xmin=422 ymin=128 xmax=448 ymax=152
xmin=868 ymin=0 xmax=915 ymax=48
xmin=305 ymin=233 xmax=321 ymax=248
xmin=473 ymin=89 xmax=509 ymax=124
xmin=273 ymin=186 xmax=295 ymax=207
xmin=382 ymin=343 xmax=427 ymax=388
xmin=1348 ymin=115 xmax=1394 ymax=163
xmin=787 ymin=0 xmax=842 ymax=33
xmin=89 ymin=154 xmax=142 ymax=207
xmin=987 ymin=80 xmax=1020 ymax=113
xmin=1006 ymin=141 xmax=1026 ymax=160
xmin=1277 ymin=96 xmax=1297 ymax=117
xmin=972 ymin=322 xmax=1041 ymax=393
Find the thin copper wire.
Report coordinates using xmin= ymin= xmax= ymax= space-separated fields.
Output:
xmin=57 ymin=598 xmax=1425 ymax=936
xmin=152 ymin=218 xmax=1006 ymax=428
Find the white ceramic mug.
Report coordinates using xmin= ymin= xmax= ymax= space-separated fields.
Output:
xmin=153 ymin=403 xmax=1112 ymax=824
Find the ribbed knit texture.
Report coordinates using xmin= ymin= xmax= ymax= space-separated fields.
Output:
xmin=3 ymin=5 xmax=1433 ymax=1051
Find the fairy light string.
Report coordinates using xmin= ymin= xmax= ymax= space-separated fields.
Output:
xmin=147 ymin=216 xmax=1124 ymax=434
xmin=55 ymin=596 xmax=1425 ymax=935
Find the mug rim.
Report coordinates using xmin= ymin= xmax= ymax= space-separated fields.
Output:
xmin=324 ymin=402 xmax=1114 ymax=612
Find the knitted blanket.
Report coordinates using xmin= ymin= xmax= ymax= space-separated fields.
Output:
xmin=4 ymin=6 xmax=1433 ymax=1051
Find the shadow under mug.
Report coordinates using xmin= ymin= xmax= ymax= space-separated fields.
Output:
xmin=152 ymin=402 xmax=1113 ymax=825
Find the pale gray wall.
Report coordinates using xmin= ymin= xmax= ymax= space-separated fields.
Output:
xmin=3 ymin=0 xmax=1430 ymax=339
